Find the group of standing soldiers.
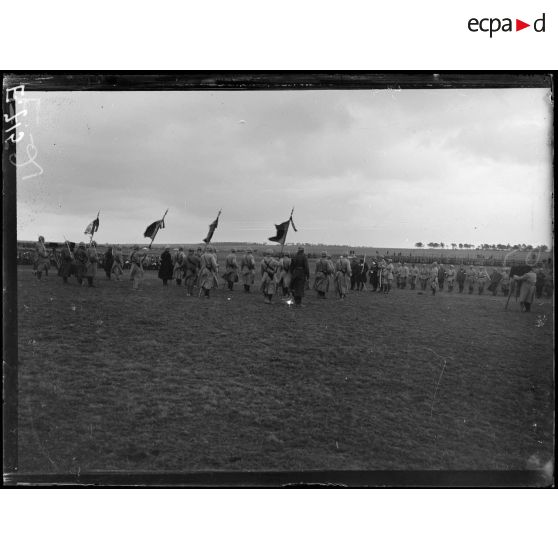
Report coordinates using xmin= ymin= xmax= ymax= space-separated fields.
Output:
xmin=33 ymin=237 xmax=125 ymax=287
xmin=155 ymin=245 xmax=311 ymax=306
xmin=32 ymin=236 xmax=551 ymax=310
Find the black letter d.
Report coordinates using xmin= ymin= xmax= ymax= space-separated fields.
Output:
xmin=534 ymin=13 xmax=545 ymax=32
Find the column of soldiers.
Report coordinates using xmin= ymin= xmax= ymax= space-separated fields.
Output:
xmin=30 ymin=235 xmax=553 ymax=303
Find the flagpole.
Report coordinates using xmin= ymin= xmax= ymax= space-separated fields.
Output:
xmin=63 ymin=236 xmax=75 ymax=260
xmin=204 ymin=209 xmax=221 ymax=252
xmin=89 ymin=210 xmax=100 ymax=247
xmin=280 ymin=207 xmax=294 ymax=256
xmin=149 ymin=208 xmax=168 ymax=249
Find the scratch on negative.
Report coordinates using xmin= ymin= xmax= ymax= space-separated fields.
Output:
xmin=423 ymin=347 xmax=452 ymax=417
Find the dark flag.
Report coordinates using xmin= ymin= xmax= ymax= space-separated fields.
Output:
xmin=84 ymin=214 xmax=100 ymax=235
xmin=144 ymin=219 xmax=165 ymax=240
xmin=144 ymin=209 xmax=169 ymax=247
xmin=268 ymin=208 xmax=297 ymax=245
xmin=203 ymin=210 xmax=221 ymax=244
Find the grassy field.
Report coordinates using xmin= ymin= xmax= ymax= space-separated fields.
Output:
xmin=16 ymin=265 xmax=553 ymax=474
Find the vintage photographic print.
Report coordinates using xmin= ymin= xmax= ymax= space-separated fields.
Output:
xmin=3 ymin=73 xmax=554 ymax=486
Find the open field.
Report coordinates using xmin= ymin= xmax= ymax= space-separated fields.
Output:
xmin=16 ymin=266 xmax=553 ymax=474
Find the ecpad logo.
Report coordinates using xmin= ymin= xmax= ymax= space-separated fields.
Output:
xmin=468 ymin=13 xmax=546 ymax=37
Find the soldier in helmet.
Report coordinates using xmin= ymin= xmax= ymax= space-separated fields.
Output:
xmin=456 ymin=265 xmax=466 ymax=293
xmin=111 ymin=245 xmax=124 ymax=280
xmin=223 ymin=248 xmax=239 ymax=291
xmin=409 ymin=263 xmax=419 ymax=290
xmin=334 ymin=252 xmax=351 ymax=299
xmin=158 ymin=246 xmax=174 ymax=286
xmin=173 ymin=247 xmax=185 ymax=286
xmin=430 ymin=261 xmax=439 ymax=295
xmin=34 ymin=236 xmax=49 ymax=280
xmin=277 ymin=251 xmax=292 ymax=297
xmin=74 ymin=242 xmax=88 ymax=285
xmin=260 ymin=249 xmax=279 ymax=304
xmin=289 ymin=246 xmax=310 ymax=307
xmin=240 ymin=249 xmax=256 ymax=293
xmin=184 ymin=248 xmax=201 ymax=296
xmin=465 ymin=265 xmax=477 ymax=294
xmin=400 ymin=262 xmax=409 ymax=289
xmin=476 ymin=266 xmax=490 ymax=295
xmin=85 ymin=240 xmax=99 ymax=287
xmin=198 ymin=246 xmax=219 ymax=298
xmin=445 ymin=265 xmax=456 ymax=292
xmin=313 ymin=251 xmax=334 ymax=299
xmin=129 ymin=245 xmax=145 ymax=290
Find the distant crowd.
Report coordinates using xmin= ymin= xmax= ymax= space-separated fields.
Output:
xmin=27 ymin=237 xmax=553 ymax=310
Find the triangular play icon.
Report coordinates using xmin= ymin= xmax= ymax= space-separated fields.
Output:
xmin=516 ymin=19 xmax=530 ymax=31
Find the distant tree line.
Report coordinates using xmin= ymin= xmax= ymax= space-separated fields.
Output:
xmin=414 ymin=242 xmax=549 ymax=251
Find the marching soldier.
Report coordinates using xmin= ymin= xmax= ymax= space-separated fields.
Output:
xmin=369 ymin=261 xmax=379 ymax=291
xmin=378 ymin=258 xmax=387 ymax=293
xmin=289 ymin=246 xmax=310 ymax=307
xmin=465 ymin=265 xmax=477 ymax=294
xmin=103 ymin=245 xmax=114 ymax=280
xmin=59 ymin=242 xmax=74 ymax=284
xmin=334 ymin=252 xmax=351 ymax=299
xmin=85 ymin=241 xmax=99 ymax=287
xmin=184 ymin=248 xmax=201 ymax=296
xmin=173 ymin=247 xmax=185 ymax=286
xmin=437 ymin=263 xmax=446 ymax=291
xmin=445 ymin=265 xmax=456 ymax=292
xmin=513 ymin=267 xmax=537 ymax=312
xmin=34 ymin=236 xmax=49 ymax=280
xmin=419 ymin=264 xmax=429 ymax=291
xmin=111 ymin=245 xmax=124 ymax=280
xmin=456 ymin=265 xmax=466 ymax=293
xmin=487 ymin=267 xmax=503 ymax=296
xmin=129 ymin=245 xmax=145 ymax=290
xmin=74 ymin=242 xmax=88 ymax=285
xmin=350 ymin=256 xmax=360 ymax=290
xmin=400 ymin=262 xmax=409 ymax=289
xmin=198 ymin=246 xmax=219 ymax=298
xmin=158 ymin=246 xmax=174 ymax=286
xmin=409 ymin=263 xmax=419 ymax=290
xmin=223 ymin=248 xmax=239 ymax=291
xmin=476 ymin=266 xmax=490 ymax=295
xmin=430 ymin=261 xmax=439 ymax=295
xmin=260 ymin=250 xmax=279 ymax=304
xmin=314 ymin=251 xmax=335 ymax=299
xmin=383 ymin=259 xmax=394 ymax=293
xmin=394 ymin=262 xmax=402 ymax=288
xmin=535 ymin=265 xmax=546 ymax=299
xmin=277 ymin=251 xmax=292 ymax=297
xmin=356 ymin=256 xmax=369 ymax=291
xmin=240 ymin=249 xmax=256 ymax=293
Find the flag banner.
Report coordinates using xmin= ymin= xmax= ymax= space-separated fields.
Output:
xmin=84 ymin=216 xmax=99 ymax=235
xmin=203 ymin=211 xmax=221 ymax=244
xmin=268 ymin=220 xmax=290 ymax=244
xmin=268 ymin=214 xmax=296 ymax=244
xmin=47 ymin=242 xmax=59 ymax=248
xmin=144 ymin=219 xmax=165 ymax=240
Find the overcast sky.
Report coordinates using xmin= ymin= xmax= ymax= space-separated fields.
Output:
xmin=16 ymin=87 xmax=552 ymax=248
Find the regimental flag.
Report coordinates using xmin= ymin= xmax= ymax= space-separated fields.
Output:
xmin=144 ymin=218 xmax=165 ymax=240
xmin=84 ymin=213 xmax=100 ymax=236
xmin=203 ymin=210 xmax=221 ymax=244
xmin=268 ymin=209 xmax=297 ymax=245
